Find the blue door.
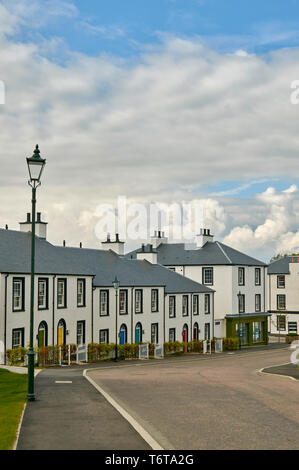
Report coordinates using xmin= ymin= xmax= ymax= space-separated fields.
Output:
xmin=120 ymin=330 xmax=126 ymax=345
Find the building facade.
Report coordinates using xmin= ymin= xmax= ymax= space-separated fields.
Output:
xmin=0 ymin=221 xmax=214 ymax=363
xmin=267 ymin=256 xmax=299 ymax=337
xmin=126 ymin=229 xmax=270 ymax=346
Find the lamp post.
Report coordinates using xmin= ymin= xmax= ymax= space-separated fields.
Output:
xmin=26 ymin=145 xmax=46 ymax=401
xmin=112 ymin=276 xmax=120 ymax=362
xmin=237 ymin=290 xmax=242 ymax=350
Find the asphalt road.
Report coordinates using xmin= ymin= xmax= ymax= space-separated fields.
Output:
xmin=17 ymin=367 xmax=150 ymax=450
xmin=88 ymin=347 xmax=299 ymax=450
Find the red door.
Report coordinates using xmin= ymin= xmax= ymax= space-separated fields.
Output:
xmin=193 ymin=327 xmax=198 ymax=340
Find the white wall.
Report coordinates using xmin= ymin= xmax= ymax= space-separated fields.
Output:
xmin=268 ymin=264 xmax=299 ymax=335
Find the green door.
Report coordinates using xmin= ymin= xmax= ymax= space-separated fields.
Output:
xmin=38 ymin=329 xmax=45 ymax=347
xmin=135 ymin=328 xmax=140 ymax=344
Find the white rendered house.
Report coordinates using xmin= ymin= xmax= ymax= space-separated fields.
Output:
xmin=0 ymin=218 xmax=214 ymax=363
xmin=126 ymin=229 xmax=270 ymax=346
xmin=267 ymin=256 xmax=299 ymax=337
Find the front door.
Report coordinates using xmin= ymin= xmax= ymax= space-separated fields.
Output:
xmin=120 ymin=330 xmax=126 ymax=345
xmin=38 ymin=329 xmax=45 ymax=347
xmin=135 ymin=327 xmax=141 ymax=344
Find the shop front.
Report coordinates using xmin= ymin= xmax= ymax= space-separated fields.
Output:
xmin=226 ymin=313 xmax=271 ymax=346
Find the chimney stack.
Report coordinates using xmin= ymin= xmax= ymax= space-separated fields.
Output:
xmin=136 ymin=244 xmax=158 ymax=264
xmin=101 ymin=233 xmax=125 ymax=255
xmin=196 ymin=228 xmax=214 ymax=248
xmin=19 ymin=212 xmax=47 ymax=239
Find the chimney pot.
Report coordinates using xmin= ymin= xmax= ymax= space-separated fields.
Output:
xmin=80 ymin=242 xmax=82 ymax=248
xmin=116 ymin=233 xmax=119 ymax=242
xmin=5 ymin=224 xmax=8 ymax=230
xmin=63 ymin=240 xmax=66 ymax=247
xmin=37 ymin=212 xmax=41 ymax=223
xmin=27 ymin=213 xmax=31 ymax=223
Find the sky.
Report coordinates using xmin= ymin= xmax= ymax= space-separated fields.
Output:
xmin=1 ymin=0 xmax=299 ymax=261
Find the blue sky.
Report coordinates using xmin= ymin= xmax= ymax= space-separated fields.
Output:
xmin=13 ymin=0 xmax=299 ymax=59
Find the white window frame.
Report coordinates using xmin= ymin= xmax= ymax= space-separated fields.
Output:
xmin=277 ymin=275 xmax=285 ymax=288
xmin=77 ymin=321 xmax=84 ymax=345
xmin=255 ymin=268 xmax=261 ymax=286
xmin=193 ymin=295 xmax=199 ymax=315
xmin=119 ymin=290 xmax=128 ymax=314
xmin=151 ymin=289 xmax=158 ymax=312
xmin=238 ymin=267 xmax=245 ymax=286
xmin=77 ymin=279 xmax=85 ymax=307
xmin=204 ymin=294 xmax=210 ymax=314
xmin=99 ymin=329 xmax=109 ymax=344
xmin=255 ymin=294 xmax=261 ymax=312
xmin=277 ymin=294 xmax=286 ymax=310
xmin=169 ymin=296 xmax=176 ymax=318
xmin=12 ymin=329 xmax=23 ymax=349
xmin=135 ymin=289 xmax=143 ymax=314
xmin=203 ymin=268 xmax=213 ymax=285
xmin=38 ymin=279 xmax=47 ymax=309
xmin=100 ymin=290 xmax=109 ymax=316
xmin=57 ymin=279 xmax=66 ymax=308
xmin=13 ymin=279 xmax=23 ymax=312
xmin=182 ymin=295 xmax=189 ymax=317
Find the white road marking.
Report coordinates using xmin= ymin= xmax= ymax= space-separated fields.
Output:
xmin=83 ymin=369 xmax=164 ymax=451
xmin=55 ymin=380 xmax=72 ymax=383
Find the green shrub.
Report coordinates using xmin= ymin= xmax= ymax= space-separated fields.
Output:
xmin=5 ymin=347 xmax=28 ymax=366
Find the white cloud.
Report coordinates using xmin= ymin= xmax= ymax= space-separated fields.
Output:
xmin=1 ymin=3 xmax=299 ymax=258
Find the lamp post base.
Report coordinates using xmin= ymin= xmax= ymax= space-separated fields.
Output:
xmin=27 ymin=393 xmax=35 ymax=402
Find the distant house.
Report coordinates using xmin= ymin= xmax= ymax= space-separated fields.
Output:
xmin=126 ymin=229 xmax=270 ymax=346
xmin=0 ymin=215 xmax=214 ymax=363
xmin=267 ymin=256 xmax=299 ymax=337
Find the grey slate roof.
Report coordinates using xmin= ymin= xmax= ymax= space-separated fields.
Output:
xmin=0 ymin=229 xmax=212 ymax=294
xmin=126 ymin=241 xmax=266 ymax=267
xmin=267 ymin=257 xmax=292 ymax=274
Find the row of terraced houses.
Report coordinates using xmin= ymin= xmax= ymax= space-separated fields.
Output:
xmin=0 ymin=214 xmax=298 ymax=363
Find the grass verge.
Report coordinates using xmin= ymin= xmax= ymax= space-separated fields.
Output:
xmin=0 ymin=369 xmax=27 ymax=450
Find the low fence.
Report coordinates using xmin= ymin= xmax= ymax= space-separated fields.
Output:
xmin=5 ymin=337 xmax=238 ymax=366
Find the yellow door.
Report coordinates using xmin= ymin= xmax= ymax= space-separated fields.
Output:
xmin=58 ymin=327 xmax=63 ymax=346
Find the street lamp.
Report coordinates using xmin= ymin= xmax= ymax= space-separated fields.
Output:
xmin=112 ymin=276 xmax=120 ymax=362
xmin=237 ymin=290 xmax=242 ymax=350
xmin=26 ymin=144 xmax=46 ymax=401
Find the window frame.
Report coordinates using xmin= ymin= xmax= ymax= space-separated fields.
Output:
xmin=288 ymin=322 xmax=297 ymax=333
xmin=99 ymin=329 xmax=109 ymax=344
xmin=255 ymin=268 xmax=261 ymax=286
xmin=204 ymin=294 xmax=211 ymax=314
xmin=169 ymin=328 xmax=176 ymax=342
xmin=12 ymin=277 xmax=25 ymax=312
xmin=12 ymin=328 xmax=24 ymax=349
xmin=135 ymin=289 xmax=143 ymax=314
xmin=238 ymin=267 xmax=245 ymax=286
xmin=119 ymin=289 xmax=128 ymax=315
xmin=38 ymin=278 xmax=49 ymax=310
xmin=277 ymin=275 xmax=285 ymax=289
xmin=77 ymin=278 xmax=86 ymax=308
xmin=277 ymin=315 xmax=286 ymax=331
xmin=99 ymin=289 xmax=109 ymax=316
xmin=277 ymin=294 xmax=286 ymax=310
xmin=238 ymin=294 xmax=245 ymax=313
xmin=255 ymin=293 xmax=261 ymax=312
xmin=76 ymin=320 xmax=85 ymax=345
xmin=193 ymin=294 xmax=199 ymax=315
xmin=151 ymin=289 xmax=159 ymax=312
xmin=169 ymin=295 xmax=176 ymax=318
xmin=182 ymin=295 xmax=189 ymax=317
xmin=57 ymin=278 xmax=67 ymax=309
xmin=202 ymin=267 xmax=213 ymax=286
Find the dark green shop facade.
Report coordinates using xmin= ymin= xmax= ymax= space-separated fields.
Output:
xmin=226 ymin=313 xmax=271 ymax=346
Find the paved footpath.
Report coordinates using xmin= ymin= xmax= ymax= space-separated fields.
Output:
xmin=17 ymin=366 xmax=150 ymax=450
